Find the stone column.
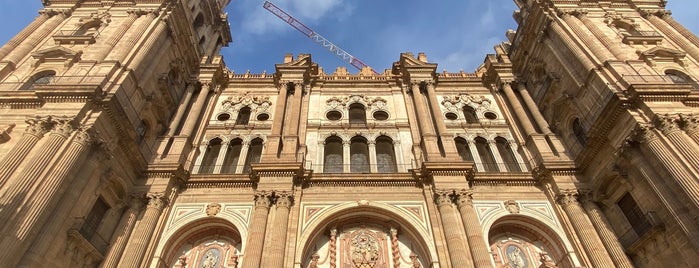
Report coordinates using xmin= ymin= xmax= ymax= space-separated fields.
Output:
xmin=213 ymin=139 xmax=230 ymax=173
xmin=0 ymin=11 xmax=50 ymax=61
xmin=549 ymin=18 xmax=596 ymax=72
xmin=645 ymin=11 xmax=699 ymax=61
xmin=96 ymin=10 xmax=140 ymax=62
xmin=579 ymin=192 xmax=634 ymax=268
xmin=455 ymin=190 xmax=491 ymax=268
xmin=557 ymin=190 xmax=615 ymax=267
xmin=343 ymin=140 xmax=351 ymax=173
xmin=0 ymin=117 xmax=73 ymax=226
xmin=0 ymin=116 xmax=50 ymax=187
xmin=501 ymin=83 xmax=537 ymax=136
xmin=656 ymin=11 xmax=699 ymax=47
xmin=180 ymin=82 xmax=212 ymax=137
xmin=393 ymin=140 xmax=405 ymax=171
xmin=0 ymin=125 xmax=93 ymax=268
xmin=166 ymin=84 xmax=195 ymax=136
xmin=681 ymin=114 xmax=699 ymax=144
xmin=118 ymin=193 xmax=168 ymax=268
xmin=3 ymin=9 xmax=68 ymax=66
xmin=263 ymin=82 xmax=289 ymax=159
xmin=635 ymin=126 xmax=699 ymax=209
xmin=241 ymin=191 xmax=272 ymax=268
xmin=235 ymin=140 xmax=250 ymax=173
xmin=409 ymin=83 xmax=440 ymax=160
xmin=559 ymin=11 xmax=605 ymax=65
xmin=516 ymin=83 xmax=552 ymax=135
xmin=434 ymin=190 xmax=473 ymax=267
xmin=262 ymin=192 xmax=293 ymax=268
xmin=424 ymin=82 xmax=458 ymax=160
xmin=574 ymin=11 xmax=625 ymax=60
xmin=655 ymin=115 xmax=699 ymax=173
xmin=487 ymin=139 xmax=507 ymax=172
xmin=467 ymin=139 xmax=484 ymax=172
xmin=368 ymin=140 xmax=377 ymax=173
xmin=129 ymin=17 xmax=168 ymax=70
xmin=101 ymin=196 xmax=145 ymax=268
xmin=281 ymin=82 xmax=303 ymax=160
xmin=107 ymin=10 xmax=158 ymax=62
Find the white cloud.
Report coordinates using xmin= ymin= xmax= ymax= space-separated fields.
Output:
xmin=237 ymin=0 xmax=349 ymax=37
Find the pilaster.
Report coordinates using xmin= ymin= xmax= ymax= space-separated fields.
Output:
xmin=0 ymin=116 xmax=51 ymax=187
xmin=101 ymin=195 xmax=146 ymax=268
xmin=118 ymin=193 xmax=168 ymax=268
xmin=433 ymin=189 xmax=473 ymax=268
xmin=455 ymin=190 xmax=491 ymax=268
xmin=261 ymin=192 xmax=293 ymax=268
xmin=241 ymin=191 xmax=272 ymax=268
xmin=579 ymin=192 xmax=634 ymax=268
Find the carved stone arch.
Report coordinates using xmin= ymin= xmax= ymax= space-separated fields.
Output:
xmin=319 ymin=131 xmax=343 ymax=143
xmin=158 ymin=217 xmax=243 ymax=268
xmin=296 ymin=202 xmax=437 ymax=268
xmin=206 ymin=136 xmax=224 ymax=145
xmin=346 ymin=94 xmax=369 ymax=107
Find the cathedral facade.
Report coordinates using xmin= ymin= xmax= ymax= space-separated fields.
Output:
xmin=0 ymin=0 xmax=698 ymax=267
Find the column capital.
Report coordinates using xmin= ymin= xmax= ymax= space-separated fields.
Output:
xmin=454 ymin=189 xmax=474 ymax=207
xmin=126 ymin=8 xmax=160 ymax=17
xmin=640 ymin=9 xmax=671 ymax=19
xmin=556 ymin=189 xmax=580 ymax=207
xmin=145 ymin=193 xmax=168 ymax=211
xmin=654 ymin=114 xmax=682 ymax=135
xmin=254 ymin=191 xmax=273 ymax=208
xmin=73 ymin=126 xmax=96 ymax=146
xmin=127 ymin=194 xmax=146 ymax=212
xmin=680 ymin=113 xmax=699 ymax=135
xmin=434 ymin=189 xmax=454 ymax=207
xmin=39 ymin=8 xmax=72 ymax=17
xmin=24 ymin=116 xmax=51 ymax=137
xmin=49 ymin=116 xmax=76 ymax=138
xmin=630 ymin=124 xmax=659 ymax=144
xmin=274 ymin=191 xmax=294 ymax=208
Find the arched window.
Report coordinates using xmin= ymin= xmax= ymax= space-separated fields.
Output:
xmin=665 ymin=70 xmax=698 ymax=90
xmin=243 ymin=138 xmax=263 ymax=173
xmin=495 ymin=137 xmax=521 ymax=172
xmin=348 ymin=103 xmax=367 ymax=124
xmin=463 ymin=106 xmax=479 ymax=123
xmin=200 ymin=138 xmax=222 ymax=174
xmin=235 ymin=107 xmax=251 ymax=125
xmin=193 ymin=13 xmax=205 ymax=30
xmin=74 ymin=23 xmax=100 ymax=36
xmin=221 ymin=138 xmax=243 ymax=174
xmin=375 ymin=136 xmax=397 ymax=173
xmin=475 ymin=137 xmax=497 ymax=172
xmin=323 ymin=136 xmax=343 ymax=173
xmin=350 ymin=136 xmax=370 ymax=173
xmin=22 ymin=70 xmax=56 ymax=90
xmin=572 ymin=118 xmax=586 ymax=146
xmin=454 ymin=137 xmax=473 ymax=161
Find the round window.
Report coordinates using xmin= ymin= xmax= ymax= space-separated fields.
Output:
xmin=256 ymin=113 xmax=270 ymax=121
xmin=445 ymin=112 xmax=458 ymax=120
xmin=372 ymin=111 xmax=389 ymax=121
xmin=326 ymin=110 xmax=342 ymax=121
xmin=217 ymin=113 xmax=231 ymax=121
xmin=484 ymin=112 xmax=498 ymax=120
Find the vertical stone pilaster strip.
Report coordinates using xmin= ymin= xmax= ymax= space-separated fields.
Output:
xmin=117 ymin=193 xmax=168 ymax=268
xmin=4 ymin=10 xmax=68 ymax=66
xmin=434 ymin=190 xmax=474 ymax=267
xmin=557 ymin=190 xmax=615 ymax=267
xmin=0 ymin=117 xmax=50 ymax=187
xmin=636 ymin=126 xmax=699 ymax=209
xmin=681 ymin=114 xmax=699 ymax=145
xmin=644 ymin=11 xmax=699 ymax=62
xmin=579 ymin=193 xmax=634 ymax=268
xmin=576 ymin=12 xmax=625 ymax=60
xmin=455 ymin=190 xmax=491 ymax=268
xmin=101 ymin=196 xmax=145 ymax=268
xmin=96 ymin=10 xmax=139 ymax=62
xmin=262 ymin=192 xmax=293 ymax=268
xmin=368 ymin=141 xmax=377 ymax=173
xmin=656 ymin=115 xmax=699 ymax=173
xmin=180 ymin=82 xmax=213 ymax=137
xmin=516 ymin=83 xmax=552 ymax=135
xmin=282 ymin=82 xmax=303 ymax=160
xmin=342 ymin=140 xmax=351 ymax=173
xmin=241 ymin=191 xmax=272 ymax=268
xmin=560 ymin=11 xmax=605 ymax=65
xmin=264 ymin=82 xmax=289 ymax=159
xmin=410 ymin=83 xmax=440 ymax=160
xmin=549 ymin=18 xmax=596 ymax=72
xmin=166 ymin=84 xmax=195 ymax=136
xmin=501 ymin=82 xmax=537 ymax=136
xmin=106 ymin=10 xmax=157 ymax=62
xmin=0 ymin=12 xmax=50 ymax=61
xmin=0 ymin=117 xmax=74 ymax=229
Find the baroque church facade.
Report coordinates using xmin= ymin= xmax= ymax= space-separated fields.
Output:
xmin=0 ymin=0 xmax=698 ymax=267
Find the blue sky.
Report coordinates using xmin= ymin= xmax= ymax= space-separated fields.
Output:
xmin=0 ymin=0 xmax=697 ymax=74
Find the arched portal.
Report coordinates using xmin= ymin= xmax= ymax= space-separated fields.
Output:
xmin=298 ymin=205 xmax=434 ymax=268
xmin=161 ymin=218 xmax=242 ymax=268
xmin=488 ymin=215 xmax=572 ymax=268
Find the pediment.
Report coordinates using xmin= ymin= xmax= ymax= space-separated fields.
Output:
xmin=31 ymin=46 xmax=82 ymax=67
xmin=639 ymin=46 xmax=686 ymax=59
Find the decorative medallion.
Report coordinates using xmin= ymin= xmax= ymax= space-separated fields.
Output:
xmin=206 ymin=203 xmax=221 ymax=217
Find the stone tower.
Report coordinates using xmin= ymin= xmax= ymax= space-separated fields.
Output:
xmin=0 ymin=0 xmax=697 ymax=267
xmin=0 ymin=0 xmax=230 ymax=267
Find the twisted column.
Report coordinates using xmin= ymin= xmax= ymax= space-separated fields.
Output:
xmin=101 ymin=195 xmax=145 ymax=268
xmin=96 ymin=10 xmax=140 ymax=62
xmin=390 ymin=227 xmax=401 ymax=268
xmin=434 ymin=190 xmax=473 ymax=267
xmin=634 ymin=125 xmax=699 ymax=209
xmin=0 ymin=116 xmax=51 ymax=187
xmin=329 ymin=228 xmax=337 ymax=268
xmin=655 ymin=114 xmax=699 ymax=173
xmin=557 ymin=190 xmax=615 ymax=267
xmin=455 ymin=190 xmax=491 ymax=268
xmin=262 ymin=192 xmax=293 ymax=268
xmin=4 ymin=9 xmax=68 ymax=66
xmin=241 ymin=191 xmax=272 ymax=268
xmin=579 ymin=192 xmax=633 ymax=268
xmin=644 ymin=11 xmax=699 ymax=61
xmin=0 ymin=11 xmax=50 ymax=61
xmin=118 ymin=193 xmax=168 ymax=268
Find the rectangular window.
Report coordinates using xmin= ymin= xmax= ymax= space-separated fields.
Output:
xmin=617 ymin=193 xmax=651 ymax=236
xmin=80 ymin=197 xmax=110 ymax=240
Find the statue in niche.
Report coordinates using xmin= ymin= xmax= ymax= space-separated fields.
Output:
xmin=200 ymin=249 xmax=219 ymax=268
xmin=507 ymin=245 xmax=527 ymax=268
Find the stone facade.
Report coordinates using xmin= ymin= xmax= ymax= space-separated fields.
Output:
xmin=0 ymin=0 xmax=698 ymax=267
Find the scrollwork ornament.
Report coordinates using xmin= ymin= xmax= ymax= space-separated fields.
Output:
xmin=206 ymin=202 xmax=221 ymax=216
xmin=632 ymin=125 xmax=659 ymax=144
xmin=146 ymin=193 xmax=167 ymax=210
xmin=50 ymin=117 xmax=75 ymax=137
xmin=128 ymin=194 xmax=146 ymax=212
xmin=503 ymin=200 xmax=520 ymax=214
xmin=72 ymin=126 xmax=94 ymax=146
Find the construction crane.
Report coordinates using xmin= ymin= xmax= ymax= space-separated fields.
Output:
xmin=262 ymin=1 xmax=379 ymax=75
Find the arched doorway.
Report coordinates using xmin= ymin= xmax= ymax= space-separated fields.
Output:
xmin=488 ymin=216 xmax=572 ymax=268
xmin=161 ymin=218 xmax=242 ymax=268
xmin=300 ymin=206 xmax=432 ymax=268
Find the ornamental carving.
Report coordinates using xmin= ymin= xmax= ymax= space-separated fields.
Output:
xmin=24 ymin=116 xmax=51 ymax=137
xmin=680 ymin=113 xmax=699 ymax=135
xmin=630 ymin=124 xmax=659 ymax=144
xmin=76 ymin=10 xmax=111 ymax=27
xmin=275 ymin=191 xmax=293 ymax=208
xmin=654 ymin=114 xmax=682 ymax=135
xmin=504 ymin=200 xmax=520 ymax=214
xmin=538 ymin=252 xmax=558 ymax=268
xmin=51 ymin=117 xmax=76 ymax=137
xmin=254 ymin=191 xmax=272 ymax=208
xmin=206 ymin=202 xmax=221 ymax=216
xmin=146 ymin=193 xmax=168 ymax=210
xmin=325 ymin=95 xmax=388 ymax=112
xmin=72 ymin=126 xmax=94 ymax=146
xmin=347 ymin=229 xmax=382 ymax=268
xmin=221 ymin=92 xmax=272 ymax=113
xmin=455 ymin=189 xmax=474 ymax=207
xmin=434 ymin=189 xmax=453 ymax=207
xmin=604 ymin=12 xmax=639 ymax=28
xmin=441 ymin=94 xmax=491 ymax=114
xmin=556 ymin=189 xmax=580 ymax=207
